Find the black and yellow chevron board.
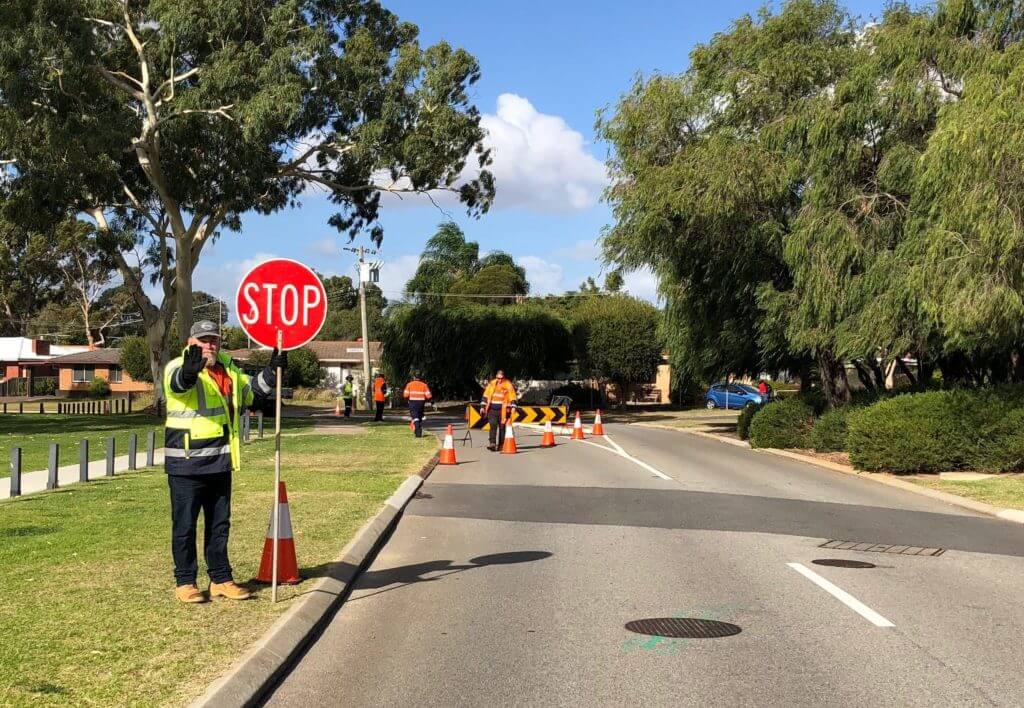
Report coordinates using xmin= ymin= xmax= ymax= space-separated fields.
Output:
xmin=465 ymin=405 xmax=568 ymax=430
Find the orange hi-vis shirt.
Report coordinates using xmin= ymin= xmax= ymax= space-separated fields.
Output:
xmin=403 ymin=380 xmax=432 ymax=401
xmin=373 ymin=376 xmax=386 ymax=402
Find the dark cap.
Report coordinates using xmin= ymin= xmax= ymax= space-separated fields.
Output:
xmin=189 ymin=320 xmax=221 ymax=339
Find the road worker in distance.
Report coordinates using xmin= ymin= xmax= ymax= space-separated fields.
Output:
xmin=403 ymin=371 xmax=432 ymax=438
xmin=480 ymin=370 xmax=518 ymax=452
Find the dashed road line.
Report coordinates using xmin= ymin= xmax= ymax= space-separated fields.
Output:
xmin=787 ymin=562 xmax=895 ymax=628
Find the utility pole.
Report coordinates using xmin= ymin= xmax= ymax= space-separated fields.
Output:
xmin=344 ymin=245 xmax=379 ymax=409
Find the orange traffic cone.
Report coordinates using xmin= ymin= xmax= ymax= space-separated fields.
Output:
xmin=571 ymin=411 xmax=586 ymax=440
xmin=439 ymin=424 xmax=458 ymax=465
xmin=501 ymin=421 xmax=518 ymax=454
xmin=256 ymin=482 xmax=301 ymax=585
xmin=334 ymin=401 xmax=341 ymax=417
xmin=409 ymin=419 xmax=416 ymax=431
xmin=592 ymin=409 xmax=606 ymax=436
xmin=541 ymin=420 xmax=556 ymax=447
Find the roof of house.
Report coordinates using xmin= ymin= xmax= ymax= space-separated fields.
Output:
xmin=228 ymin=340 xmax=381 ymax=363
xmin=0 ymin=337 xmax=89 ymax=362
xmin=47 ymin=348 xmax=123 ymax=365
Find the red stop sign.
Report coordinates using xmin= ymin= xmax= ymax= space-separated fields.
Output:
xmin=235 ymin=258 xmax=327 ymax=350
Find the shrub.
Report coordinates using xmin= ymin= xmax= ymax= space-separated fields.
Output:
xmin=737 ymin=403 xmax=762 ymax=441
xmin=120 ymin=336 xmax=152 ymax=382
xmin=89 ymin=377 xmax=111 ymax=398
xmin=810 ymin=408 xmax=851 ymax=452
xmin=847 ymin=386 xmax=1024 ymax=473
xmin=748 ymin=397 xmax=814 ymax=449
xmin=285 ymin=347 xmax=322 ymax=388
xmin=33 ymin=377 xmax=57 ymax=396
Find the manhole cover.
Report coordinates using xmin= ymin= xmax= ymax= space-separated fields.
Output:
xmin=812 ymin=558 xmax=876 ymax=569
xmin=624 ymin=618 xmax=741 ymax=639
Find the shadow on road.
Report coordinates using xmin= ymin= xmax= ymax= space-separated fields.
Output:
xmin=320 ymin=550 xmax=553 ymax=602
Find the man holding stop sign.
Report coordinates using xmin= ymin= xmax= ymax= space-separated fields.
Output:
xmin=164 ymin=320 xmax=287 ymax=603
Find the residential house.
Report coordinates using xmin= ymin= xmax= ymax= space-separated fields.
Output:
xmin=0 ymin=338 xmax=90 ymax=397
xmin=47 ymin=348 xmax=152 ymax=398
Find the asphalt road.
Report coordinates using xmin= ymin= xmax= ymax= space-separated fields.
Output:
xmin=266 ymin=421 xmax=1024 ymax=707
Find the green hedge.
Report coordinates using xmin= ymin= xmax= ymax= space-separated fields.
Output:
xmin=748 ymin=397 xmax=814 ymax=449
xmin=810 ymin=407 xmax=850 ymax=452
xmin=847 ymin=387 xmax=1024 ymax=473
xmin=737 ymin=403 xmax=761 ymax=441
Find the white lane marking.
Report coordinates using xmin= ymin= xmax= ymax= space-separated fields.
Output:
xmin=787 ymin=562 xmax=895 ymax=628
xmin=518 ymin=423 xmax=675 ymax=481
xmin=604 ymin=434 xmax=673 ymax=480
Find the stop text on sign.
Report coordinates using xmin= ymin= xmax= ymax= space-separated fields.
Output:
xmin=240 ymin=283 xmax=322 ymax=327
xmin=235 ymin=258 xmax=327 ymax=350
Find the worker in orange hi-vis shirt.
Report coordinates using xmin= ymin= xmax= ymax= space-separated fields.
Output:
xmin=403 ymin=372 xmax=433 ymax=438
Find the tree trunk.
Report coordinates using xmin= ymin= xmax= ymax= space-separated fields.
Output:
xmin=175 ymin=240 xmax=194 ymax=347
xmin=868 ymin=356 xmax=887 ymax=390
xmin=894 ymin=356 xmax=918 ymax=388
xmin=816 ymin=350 xmax=849 ymax=409
xmin=852 ymin=359 xmax=876 ymax=392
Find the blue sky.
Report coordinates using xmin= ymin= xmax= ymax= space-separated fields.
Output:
xmin=195 ymin=0 xmax=890 ymax=320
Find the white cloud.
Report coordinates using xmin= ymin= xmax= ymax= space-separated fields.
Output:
xmin=553 ymin=239 xmax=600 ymax=262
xmin=307 ymin=237 xmax=341 ymax=258
xmin=480 ymin=94 xmax=608 ymax=212
xmin=519 ymin=256 xmax=565 ymax=296
xmin=377 ymin=254 xmax=421 ymax=298
xmin=377 ymin=93 xmax=607 ymax=214
xmin=622 ymin=268 xmax=660 ymax=303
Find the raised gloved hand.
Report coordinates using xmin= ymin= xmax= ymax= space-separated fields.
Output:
xmin=180 ymin=344 xmax=206 ymax=386
xmin=269 ymin=348 xmax=287 ymax=370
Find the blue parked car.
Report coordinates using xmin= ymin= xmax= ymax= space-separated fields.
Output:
xmin=704 ymin=383 xmax=763 ymax=409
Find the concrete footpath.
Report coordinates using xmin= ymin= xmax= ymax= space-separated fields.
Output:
xmin=2 ymin=449 xmax=166 ymax=498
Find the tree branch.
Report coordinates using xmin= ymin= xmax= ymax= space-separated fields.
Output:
xmin=155 ymin=105 xmax=234 ymax=129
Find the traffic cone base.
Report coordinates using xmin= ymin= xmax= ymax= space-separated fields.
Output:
xmin=571 ymin=411 xmax=586 ymax=440
xmin=592 ymin=409 xmax=606 ymax=436
xmin=439 ymin=424 xmax=458 ymax=465
xmin=541 ymin=420 xmax=556 ymax=447
xmin=256 ymin=482 xmax=301 ymax=585
xmin=501 ymin=422 xmax=518 ymax=454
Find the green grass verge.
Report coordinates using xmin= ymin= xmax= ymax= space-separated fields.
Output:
xmin=0 ymin=414 xmax=315 ymax=478
xmin=0 ymin=423 xmax=435 ymax=706
xmin=1 ymin=414 xmax=165 ymax=478
xmin=908 ymin=475 xmax=1024 ymax=511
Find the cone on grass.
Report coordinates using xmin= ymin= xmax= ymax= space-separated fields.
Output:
xmin=592 ymin=410 xmax=606 ymax=436
xmin=501 ymin=421 xmax=518 ymax=454
xmin=571 ymin=411 xmax=586 ymax=440
xmin=409 ymin=419 xmax=416 ymax=432
xmin=541 ymin=420 xmax=556 ymax=447
xmin=439 ymin=424 xmax=458 ymax=465
xmin=256 ymin=481 xmax=301 ymax=585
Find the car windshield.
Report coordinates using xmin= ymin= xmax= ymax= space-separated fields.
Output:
xmin=735 ymin=384 xmax=760 ymax=395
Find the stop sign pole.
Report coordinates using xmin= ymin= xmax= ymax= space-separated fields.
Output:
xmin=236 ymin=258 xmax=327 ymax=602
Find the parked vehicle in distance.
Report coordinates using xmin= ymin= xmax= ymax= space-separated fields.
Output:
xmin=704 ymin=383 xmax=763 ymax=409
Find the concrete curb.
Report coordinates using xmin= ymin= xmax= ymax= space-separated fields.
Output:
xmin=632 ymin=422 xmax=750 ymax=448
xmin=190 ymin=452 xmax=440 ymax=708
xmin=672 ymin=427 xmax=1024 ymax=526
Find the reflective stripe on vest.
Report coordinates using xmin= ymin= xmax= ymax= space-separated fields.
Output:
xmin=196 ymin=382 xmax=226 ymax=417
xmin=165 ymin=445 xmax=232 ymax=458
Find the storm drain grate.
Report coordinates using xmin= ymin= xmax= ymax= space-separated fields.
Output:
xmin=819 ymin=540 xmax=945 ymax=557
xmin=812 ymin=558 xmax=876 ymax=569
xmin=624 ymin=618 xmax=741 ymax=639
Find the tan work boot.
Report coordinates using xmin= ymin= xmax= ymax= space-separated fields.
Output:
xmin=209 ymin=580 xmax=252 ymax=600
xmin=175 ymin=584 xmax=208 ymax=603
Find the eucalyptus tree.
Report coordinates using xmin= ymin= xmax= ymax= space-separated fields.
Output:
xmin=0 ymin=0 xmax=493 ymax=399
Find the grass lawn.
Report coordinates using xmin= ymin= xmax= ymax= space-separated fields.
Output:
xmin=0 ymin=422 xmax=436 ymax=707
xmin=1 ymin=413 xmax=166 ymax=478
xmin=909 ymin=475 xmax=1024 ymax=511
xmin=0 ymin=414 xmax=315 ymax=478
